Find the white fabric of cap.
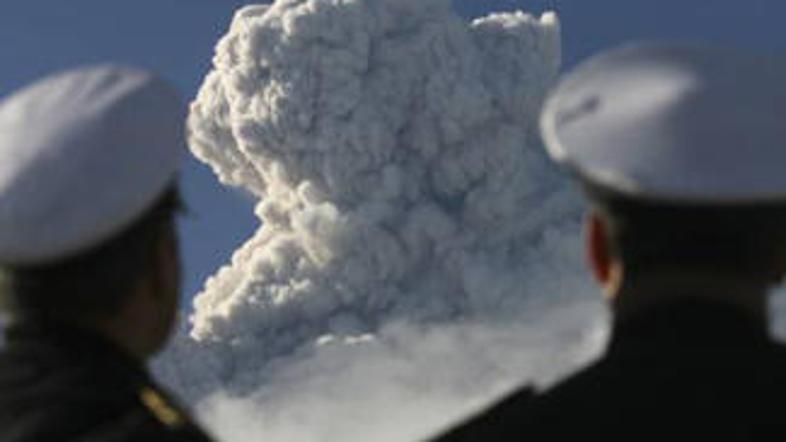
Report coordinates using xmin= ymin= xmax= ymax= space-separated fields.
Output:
xmin=0 ymin=66 xmax=185 ymax=265
xmin=540 ymin=44 xmax=786 ymax=204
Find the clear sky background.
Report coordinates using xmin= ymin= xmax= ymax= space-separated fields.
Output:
xmin=1 ymin=0 xmax=784 ymax=302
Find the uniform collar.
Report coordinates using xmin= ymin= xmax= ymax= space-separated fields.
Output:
xmin=608 ymin=298 xmax=770 ymax=354
xmin=3 ymin=318 xmax=150 ymax=383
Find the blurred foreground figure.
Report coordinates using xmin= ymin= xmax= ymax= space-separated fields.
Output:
xmin=0 ymin=67 xmax=212 ymax=441
xmin=436 ymin=44 xmax=786 ymax=440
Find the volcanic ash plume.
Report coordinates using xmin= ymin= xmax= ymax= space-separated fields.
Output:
xmin=160 ymin=1 xmax=607 ymax=440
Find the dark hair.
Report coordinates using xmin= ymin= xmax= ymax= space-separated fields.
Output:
xmin=0 ymin=186 xmax=182 ymax=321
xmin=586 ymin=185 xmax=786 ymax=281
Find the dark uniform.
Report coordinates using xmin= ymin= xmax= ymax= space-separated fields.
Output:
xmin=434 ymin=299 xmax=786 ymax=441
xmin=0 ymin=321 xmax=212 ymax=441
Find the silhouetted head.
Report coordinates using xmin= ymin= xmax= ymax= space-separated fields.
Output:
xmin=540 ymin=44 xmax=786 ymax=321
xmin=0 ymin=65 xmax=186 ymax=359
xmin=583 ymin=188 xmax=786 ymax=320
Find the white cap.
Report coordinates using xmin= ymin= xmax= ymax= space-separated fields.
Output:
xmin=0 ymin=66 xmax=185 ymax=265
xmin=541 ymin=44 xmax=786 ymax=204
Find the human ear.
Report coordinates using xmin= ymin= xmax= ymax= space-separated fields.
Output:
xmin=586 ymin=211 xmax=612 ymax=285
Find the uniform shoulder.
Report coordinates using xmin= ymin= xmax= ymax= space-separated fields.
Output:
xmin=532 ymin=357 xmax=614 ymax=404
xmin=430 ymin=361 xmax=614 ymax=441
xmin=0 ymin=327 xmax=212 ymax=441
xmin=55 ymin=385 xmax=211 ymax=442
xmin=429 ymin=386 xmax=535 ymax=441
xmin=0 ymin=373 xmax=211 ymax=442
xmin=80 ymin=385 xmax=212 ymax=442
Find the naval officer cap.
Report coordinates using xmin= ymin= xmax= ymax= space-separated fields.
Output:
xmin=0 ymin=66 xmax=185 ymax=265
xmin=541 ymin=44 xmax=786 ymax=205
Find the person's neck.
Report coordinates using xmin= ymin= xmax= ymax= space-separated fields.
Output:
xmin=610 ymin=271 xmax=769 ymax=327
xmin=87 ymin=314 xmax=155 ymax=363
xmin=5 ymin=313 xmax=148 ymax=364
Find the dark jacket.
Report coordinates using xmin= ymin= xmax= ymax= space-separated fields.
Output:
xmin=434 ymin=299 xmax=786 ymax=441
xmin=0 ymin=321 xmax=213 ymax=441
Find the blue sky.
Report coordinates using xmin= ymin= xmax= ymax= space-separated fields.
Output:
xmin=1 ymin=0 xmax=784 ymax=301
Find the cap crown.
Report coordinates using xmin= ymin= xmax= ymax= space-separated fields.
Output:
xmin=541 ymin=44 xmax=786 ymax=204
xmin=0 ymin=66 xmax=184 ymax=265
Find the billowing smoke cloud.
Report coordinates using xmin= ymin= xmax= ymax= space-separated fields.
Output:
xmin=187 ymin=0 xmax=567 ymax=344
xmin=156 ymin=0 xmax=607 ymax=440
